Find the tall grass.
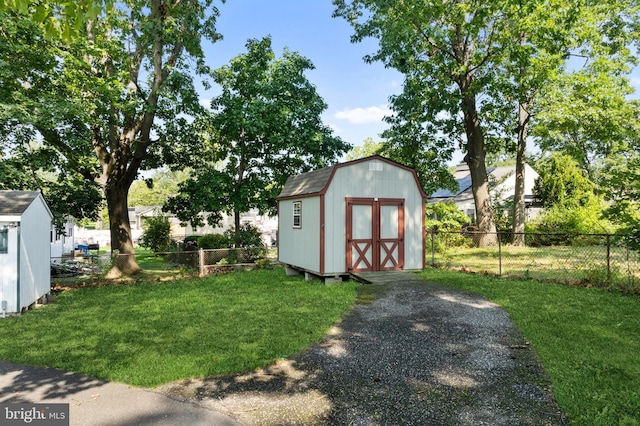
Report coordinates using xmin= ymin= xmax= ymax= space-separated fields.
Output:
xmin=421 ymin=267 xmax=640 ymax=425
xmin=0 ymin=268 xmax=358 ymax=388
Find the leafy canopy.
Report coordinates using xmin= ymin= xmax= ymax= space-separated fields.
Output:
xmin=165 ymin=37 xmax=350 ymax=229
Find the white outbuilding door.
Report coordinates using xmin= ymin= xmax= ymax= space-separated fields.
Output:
xmin=346 ymin=198 xmax=404 ymax=272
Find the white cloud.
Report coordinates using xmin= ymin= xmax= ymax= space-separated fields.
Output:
xmin=199 ymin=98 xmax=212 ymax=108
xmin=334 ymin=105 xmax=392 ymax=125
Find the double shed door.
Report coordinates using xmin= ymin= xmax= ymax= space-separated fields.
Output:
xmin=346 ymin=197 xmax=404 ymax=272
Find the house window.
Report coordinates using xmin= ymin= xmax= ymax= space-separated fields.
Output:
xmin=0 ymin=228 xmax=7 ymax=254
xmin=293 ymin=201 xmax=302 ymax=228
xmin=466 ymin=208 xmax=476 ymax=221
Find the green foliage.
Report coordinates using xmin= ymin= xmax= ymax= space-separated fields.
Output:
xmin=224 ymin=223 xmax=264 ymax=248
xmin=426 ymin=202 xmax=472 ymax=251
xmin=527 ymin=203 xmax=615 ymax=246
xmin=604 ymin=200 xmax=640 ymax=251
xmin=533 ymin=68 xmax=640 ymax=177
xmin=197 ymin=233 xmax=229 ymax=249
xmin=0 ymin=1 xmax=225 ymax=262
xmin=533 ymin=153 xmax=597 ymax=209
xmin=164 ymin=37 xmax=350 ymax=229
xmin=0 ymin=0 xmax=109 ymax=40
xmin=345 ymin=137 xmax=383 ymax=161
xmin=139 ymin=215 xmax=172 ymax=253
xmin=529 ymin=152 xmax=615 ymax=245
xmin=129 ymin=169 xmax=189 ymax=207
xmin=224 ymin=223 xmax=266 ymax=262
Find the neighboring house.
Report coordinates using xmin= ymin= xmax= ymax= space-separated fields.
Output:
xmin=0 ymin=191 xmax=52 ymax=314
xmin=277 ymin=155 xmax=427 ymax=282
xmin=428 ymin=163 xmax=542 ymax=221
xmin=50 ymin=217 xmax=76 ymax=259
xmin=176 ymin=209 xmax=278 ymax=246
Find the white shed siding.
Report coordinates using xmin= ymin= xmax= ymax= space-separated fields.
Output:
xmin=323 ymin=159 xmax=425 ymax=274
xmin=19 ymin=197 xmax=51 ymax=311
xmin=0 ymin=226 xmax=19 ymax=313
xmin=278 ymin=197 xmax=322 ymax=274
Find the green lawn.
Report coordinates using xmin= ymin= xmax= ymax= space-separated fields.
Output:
xmin=421 ymin=267 xmax=640 ymax=426
xmin=431 ymin=244 xmax=640 ymax=292
xmin=1 ymin=268 xmax=359 ymax=388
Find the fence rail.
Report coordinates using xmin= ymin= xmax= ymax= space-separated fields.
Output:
xmin=427 ymin=230 xmax=640 ymax=292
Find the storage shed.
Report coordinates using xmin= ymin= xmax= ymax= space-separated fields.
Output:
xmin=0 ymin=191 xmax=53 ymax=315
xmin=277 ymin=155 xmax=427 ymax=282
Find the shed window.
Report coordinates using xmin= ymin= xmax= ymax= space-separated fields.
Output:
xmin=293 ymin=201 xmax=302 ymax=228
xmin=0 ymin=229 xmax=7 ymax=254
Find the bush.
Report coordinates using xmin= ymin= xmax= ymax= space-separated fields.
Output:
xmin=526 ymin=202 xmax=615 ymax=246
xmin=139 ymin=215 xmax=172 ymax=252
xmin=197 ymin=233 xmax=229 ymax=249
xmin=224 ymin=223 xmax=266 ymax=262
xmin=425 ymin=202 xmax=473 ymax=252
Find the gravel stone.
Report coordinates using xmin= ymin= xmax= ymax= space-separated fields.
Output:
xmin=157 ymin=274 xmax=567 ymax=425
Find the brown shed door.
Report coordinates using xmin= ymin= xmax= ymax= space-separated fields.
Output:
xmin=346 ymin=198 xmax=404 ymax=272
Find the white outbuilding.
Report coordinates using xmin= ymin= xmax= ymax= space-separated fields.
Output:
xmin=0 ymin=191 xmax=53 ymax=315
xmin=277 ymin=155 xmax=427 ymax=282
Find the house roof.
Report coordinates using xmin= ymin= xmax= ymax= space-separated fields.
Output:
xmin=430 ymin=164 xmax=497 ymax=198
xmin=0 ymin=191 xmax=42 ymax=216
xmin=277 ymin=155 xmax=427 ymax=200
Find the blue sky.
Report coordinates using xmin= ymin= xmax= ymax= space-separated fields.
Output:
xmin=198 ymin=0 xmax=402 ymax=154
xmin=198 ymin=0 xmax=640 ymax=163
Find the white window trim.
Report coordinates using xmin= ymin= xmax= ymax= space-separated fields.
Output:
xmin=293 ymin=201 xmax=302 ymax=229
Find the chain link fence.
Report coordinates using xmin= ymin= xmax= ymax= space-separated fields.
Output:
xmin=51 ymin=244 xmax=271 ymax=285
xmin=427 ymin=230 xmax=640 ymax=292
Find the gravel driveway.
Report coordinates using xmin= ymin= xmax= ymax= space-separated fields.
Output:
xmin=158 ymin=273 xmax=567 ymax=425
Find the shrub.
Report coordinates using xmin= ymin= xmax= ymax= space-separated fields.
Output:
xmin=527 ymin=202 xmax=615 ymax=246
xmin=425 ymin=202 xmax=473 ymax=252
xmin=224 ymin=223 xmax=266 ymax=262
xmin=139 ymin=215 xmax=172 ymax=252
xmin=197 ymin=233 xmax=229 ymax=249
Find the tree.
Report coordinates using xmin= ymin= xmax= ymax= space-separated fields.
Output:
xmin=0 ymin=0 xmax=106 ymax=39
xmin=0 ymin=1 xmax=224 ymax=277
xmin=345 ymin=137 xmax=383 ymax=160
xmin=534 ymin=70 xmax=640 ymax=178
xmin=139 ymin=214 xmax=172 ymax=252
xmin=129 ymin=169 xmax=188 ymax=207
xmin=334 ymin=0 xmax=522 ymax=246
xmin=531 ymin=152 xmax=613 ymax=243
xmin=164 ymin=37 xmax=350 ymax=235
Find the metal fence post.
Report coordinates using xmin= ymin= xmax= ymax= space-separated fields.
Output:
xmin=607 ymin=234 xmax=611 ymax=285
xmin=498 ymin=231 xmax=502 ymax=276
xmin=431 ymin=230 xmax=435 ymax=265
xmin=199 ymin=248 xmax=204 ymax=277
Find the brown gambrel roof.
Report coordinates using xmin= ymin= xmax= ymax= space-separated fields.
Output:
xmin=277 ymin=155 xmax=427 ymax=200
xmin=0 ymin=191 xmax=41 ymax=216
xmin=277 ymin=165 xmax=337 ymax=199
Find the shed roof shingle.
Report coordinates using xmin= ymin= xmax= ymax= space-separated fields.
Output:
xmin=277 ymin=165 xmax=336 ymax=199
xmin=0 ymin=191 xmax=41 ymax=216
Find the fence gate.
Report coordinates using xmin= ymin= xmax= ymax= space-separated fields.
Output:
xmin=346 ymin=197 xmax=404 ymax=272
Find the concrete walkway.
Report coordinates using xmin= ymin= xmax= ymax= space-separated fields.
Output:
xmin=0 ymin=361 xmax=239 ymax=426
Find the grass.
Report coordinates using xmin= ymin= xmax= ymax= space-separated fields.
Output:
xmin=420 ymin=267 xmax=640 ymax=426
xmin=431 ymin=244 xmax=640 ymax=292
xmin=0 ymin=268 xmax=359 ymax=388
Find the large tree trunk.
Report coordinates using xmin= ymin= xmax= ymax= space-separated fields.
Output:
xmin=461 ymin=93 xmax=498 ymax=247
xmin=511 ymin=101 xmax=531 ymax=246
xmin=105 ymin=178 xmax=141 ymax=278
